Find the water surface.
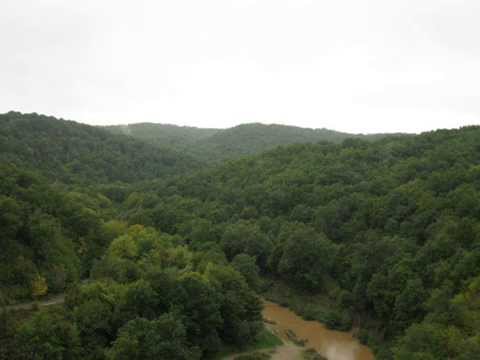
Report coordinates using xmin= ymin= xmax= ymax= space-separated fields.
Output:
xmin=263 ymin=301 xmax=374 ymax=360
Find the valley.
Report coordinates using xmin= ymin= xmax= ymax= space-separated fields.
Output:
xmin=1 ymin=112 xmax=480 ymax=359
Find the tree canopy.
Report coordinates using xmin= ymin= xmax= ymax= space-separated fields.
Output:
xmin=2 ymin=113 xmax=480 ymax=359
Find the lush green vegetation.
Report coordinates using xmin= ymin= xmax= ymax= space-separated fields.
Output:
xmin=1 ymin=223 xmax=263 ymax=359
xmin=106 ymin=122 xmax=404 ymax=162
xmin=105 ymin=123 xmax=220 ymax=152
xmin=120 ymin=126 xmax=480 ymax=358
xmin=1 ymin=112 xmax=480 ymax=359
xmin=0 ymin=112 xmax=199 ymax=183
xmin=212 ymin=328 xmax=282 ymax=360
xmin=0 ymin=163 xmax=114 ymax=301
xmin=0 ymin=113 xmax=263 ymax=359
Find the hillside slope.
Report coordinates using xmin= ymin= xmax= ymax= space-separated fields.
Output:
xmin=105 ymin=122 xmax=407 ymax=162
xmin=125 ymin=126 xmax=480 ymax=358
xmin=190 ymin=123 xmax=402 ymax=161
xmin=0 ymin=163 xmax=113 ymax=301
xmin=0 ymin=112 xmax=200 ymax=183
xmin=104 ymin=122 xmax=219 ymax=151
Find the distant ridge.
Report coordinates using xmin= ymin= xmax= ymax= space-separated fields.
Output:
xmin=105 ymin=122 xmax=220 ymax=151
xmin=105 ymin=122 xmax=410 ymax=162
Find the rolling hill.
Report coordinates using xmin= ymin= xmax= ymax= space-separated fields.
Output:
xmin=0 ymin=112 xmax=200 ymax=184
xmin=105 ymin=122 xmax=409 ymax=162
xmin=104 ymin=122 xmax=219 ymax=151
xmin=124 ymin=125 xmax=480 ymax=358
xmin=2 ymin=111 xmax=477 ymax=359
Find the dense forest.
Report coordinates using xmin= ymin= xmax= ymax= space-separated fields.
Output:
xmin=115 ymin=126 xmax=480 ymax=358
xmin=105 ymin=123 xmax=220 ymax=153
xmin=0 ymin=112 xmax=199 ymax=184
xmin=1 ymin=113 xmax=480 ymax=359
xmin=0 ymin=163 xmax=112 ymax=300
xmin=0 ymin=155 xmax=261 ymax=359
xmin=105 ymin=122 xmax=403 ymax=162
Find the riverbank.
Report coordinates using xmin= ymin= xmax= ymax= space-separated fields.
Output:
xmin=262 ymin=279 xmax=354 ymax=331
xmin=223 ymin=299 xmax=374 ymax=360
xmin=263 ymin=300 xmax=373 ymax=360
xmin=214 ymin=328 xmax=283 ymax=360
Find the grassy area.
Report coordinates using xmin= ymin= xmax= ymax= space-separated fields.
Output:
xmin=254 ymin=328 xmax=284 ymax=349
xmin=212 ymin=328 xmax=283 ymax=359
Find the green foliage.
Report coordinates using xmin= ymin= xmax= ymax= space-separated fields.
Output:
xmin=15 ymin=309 xmax=81 ymax=360
xmin=277 ymin=224 xmax=337 ymax=292
xmin=124 ymin=125 xmax=480 ymax=356
xmin=0 ymin=112 xmax=199 ymax=184
xmin=0 ymin=310 xmax=17 ymax=359
xmin=106 ymin=122 xmax=401 ymax=163
xmin=187 ymin=123 xmax=394 ymax=162
xmin=31 ymin=275 xmax=48 ymax=298
xmin=106 ymin=315 xmax=196 ymax=360
xmin=0 ymin=164 xmax=111 ymax=302
xmin=104 ymin=122 xmax=219 ymax=153
xmin=205 ymin=263 xmax=263 ymax=347
xmin=253 ymin=328 xmax=283 ymax=349
xmin=232 ymin=254 xmax=261 ymax=291
xmin=222 ymin=221 xmax=273 ymax=270
xmin=3 ymin=113 xmax=480 ymax=359
xmin=64 ymin=226 xmax=263 ymax=359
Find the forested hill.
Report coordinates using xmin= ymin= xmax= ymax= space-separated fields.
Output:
xmin=188 ymin=123 xmax=391 ymax=162
xmin=3 ymin=111 xmax=480 ymax=359
xmin=0 ymin=112 xmax=200 ymax=183
xmin=0 ymin=163 xmax=263 ymax=360
xmin=105 ymin=122 xmax=407 ymax=162
xmin=104 ymin=122 xmax=220 ymax=151
xmin=125 ymin=126 xmax=480 ymax=358
xmin=0 ymin=163 xmax=113 ymax=301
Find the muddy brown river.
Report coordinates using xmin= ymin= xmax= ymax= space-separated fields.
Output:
xmin=263 ymin=301 xmax=374 ymax=360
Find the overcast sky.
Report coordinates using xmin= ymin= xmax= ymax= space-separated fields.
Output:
xmin=1 ymin=0 xmax=479 ymax=133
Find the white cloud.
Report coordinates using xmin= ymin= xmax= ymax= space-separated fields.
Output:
xmin=1 ymin=0 xmax=479 ymax=133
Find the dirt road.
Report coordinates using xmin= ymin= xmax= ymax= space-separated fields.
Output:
xmin=3 ymin=294 xmax=65 ymax=311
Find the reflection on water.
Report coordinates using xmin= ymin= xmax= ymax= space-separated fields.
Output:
xmin=263 ymin=301 xmax=374 ymax=360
